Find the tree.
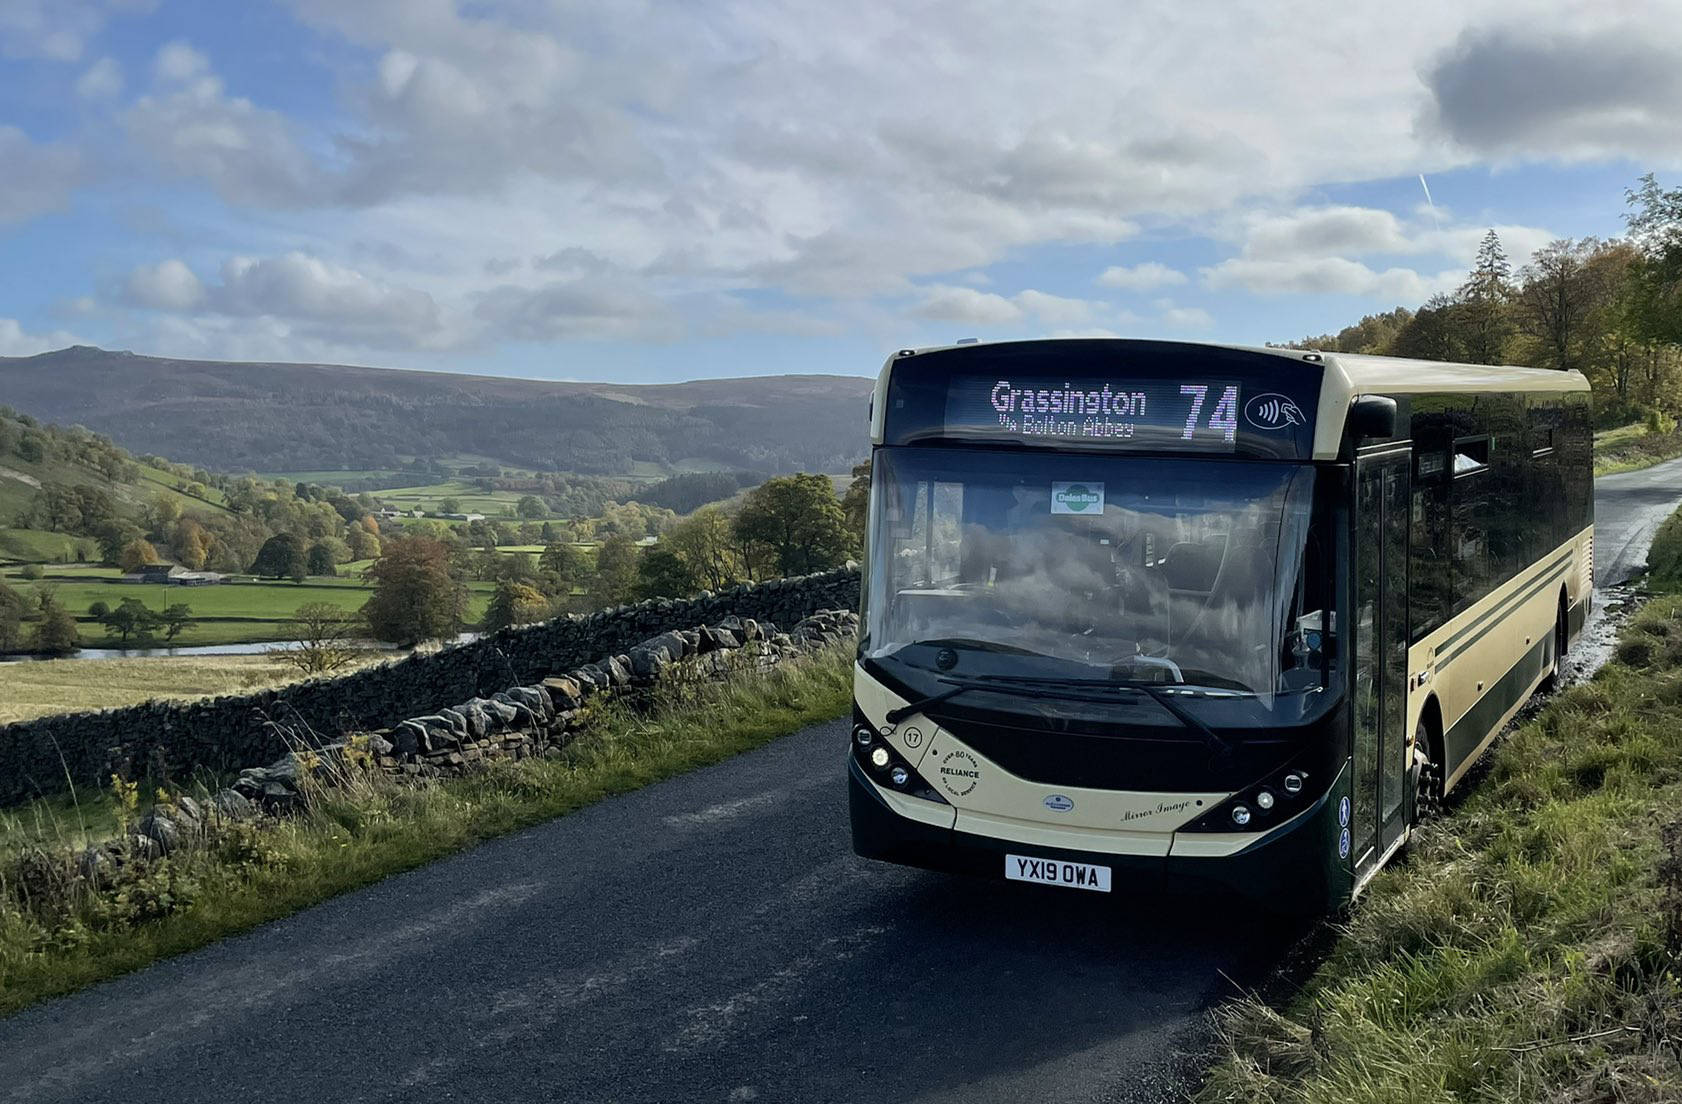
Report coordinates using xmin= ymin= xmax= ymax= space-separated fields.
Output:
xmin=361 ymin=535 xmax=467 ymax=645
xmin=438 ymin=497 xmax=462 ymax=514
xmin=32 ymin=595 xmax=78 ymax=655
xmin=590 ymin=533 xmax=641 ymax=608
xmin=101 ymin=597 xmax=164 ymax=645
xmin=251 ymin=532 xmax=307 ymax=582
xmin=516 ymin=495 xmax=546 ymax=519
xmin=635 ymin=548 xmax=698 ymax=600
xmin=306 ymin=541 xmax=339 ymax=577
xmin=732 ymin=473 xmax=856 ymax=577
xmin=172 ymin=518 xmax=212 ymax=570
xmin=273 ymin=601 xmax=361 ymax=675
xmin=87 ymin=599 xmax=110 ymax=620
xmin=483 ymin=579 xmax=549 ymax=632
xmin=346 ymin=524 xmax=381 ymax=562
xmin=160 ymin=603 xmax=193 ymax=642
xmin=0 ymin=580 xmax=24 ymax=653
xmin=840 ymin=460 xmax=871 ymax=546
xmin=1457 ymin=229 xmax=1514 ymax=364
xmin=662 ymin=507 xmax=744 ymax=591
xmin=119 ymin=538 xmax=160 ymax=574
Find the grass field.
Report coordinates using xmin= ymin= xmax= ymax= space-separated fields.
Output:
xmin=0 ymin=653 xmax=386 ymax=726
xmin=0 ymin=564 xmax=495 ymax=647
xmin=366 ymin=479 xmax=529 ymax=516
xmin=0 ymin=528 xmax=99 ymax=564
xmin=0 ymin=641 xmax=854 ymax=1014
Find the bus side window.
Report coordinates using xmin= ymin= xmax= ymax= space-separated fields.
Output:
xmin=1450 ymin=436 xmax=1492 ymax=613
xmin=1410 ymin=446 xmax=1451 ymax=639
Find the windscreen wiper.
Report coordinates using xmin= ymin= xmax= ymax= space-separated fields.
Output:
xmin=971 ymin=673 xmax=1235 ymax=760
xmin=884 ymin=676 xmax=1130 ymax=724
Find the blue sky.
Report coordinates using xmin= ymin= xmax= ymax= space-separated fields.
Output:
xmin=1 ymin=1 xmax=1679 ymax=382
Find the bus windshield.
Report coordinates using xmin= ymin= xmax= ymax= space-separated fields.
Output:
xmin=863 ymin=447 xmax=1330 ymax=707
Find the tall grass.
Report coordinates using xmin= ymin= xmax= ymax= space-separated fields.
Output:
xmin=1198 ymin=592 xmax=1682 ymax=1102
xmin=0 ymin=643 xmax=853 ymax=1015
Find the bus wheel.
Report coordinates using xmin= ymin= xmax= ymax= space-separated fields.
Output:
xmin=1541 ymin=602 xmax=1568 ymax=692
xmin=1413 ymin=720 xmax=1442 ymax=823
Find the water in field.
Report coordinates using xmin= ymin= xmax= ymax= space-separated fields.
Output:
xmin=0 ymin=632 xmax=480 ymax=663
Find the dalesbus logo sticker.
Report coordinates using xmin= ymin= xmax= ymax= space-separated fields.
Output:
xmin=1050 ymin=481 xmax=1105 ymax=515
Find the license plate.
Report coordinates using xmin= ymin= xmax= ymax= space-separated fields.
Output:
xmin=1004 ymin=854 xmax=1111 ymax=893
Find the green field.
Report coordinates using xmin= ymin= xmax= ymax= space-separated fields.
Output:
xmin=0 ymin=528 xmax=99 ymax=564
xmin=1 ymin=564 xmax=494 ymax=646
xmin=371 ymin=479 xmax=530 ymax=516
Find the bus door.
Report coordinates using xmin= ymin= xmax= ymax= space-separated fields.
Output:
xmin=1352 ymin=450 xmax=1410 ymax=877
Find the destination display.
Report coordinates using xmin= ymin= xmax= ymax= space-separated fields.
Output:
xmin=940 ymin=375 xmax=1245 ymax=452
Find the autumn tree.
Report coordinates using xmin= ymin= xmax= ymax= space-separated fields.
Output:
xmin=661 ymin=507 xmax=744 ymax=591
xmin=483 ymin=579 xmax=549 ymax=632
xmin=361 ymin=535 xmax=467 ymax=645
xmin=119 ymin=538 xmax=160 ymax=574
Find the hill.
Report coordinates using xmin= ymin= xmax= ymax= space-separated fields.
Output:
xmin=0 ymin=347 xmax=875 ymax=477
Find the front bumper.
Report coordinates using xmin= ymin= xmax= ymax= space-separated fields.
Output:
xmin=848 ymin=755 xmax=1351 ymax=910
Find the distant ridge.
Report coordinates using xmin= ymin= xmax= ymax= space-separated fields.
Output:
xmin=0 ymin=347 xmax=874 ymax=476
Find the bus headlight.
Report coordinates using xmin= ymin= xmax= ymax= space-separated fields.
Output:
xmin=1255 ymin=789 xmax=1275 ymax=811
xmin=1231 ymin=805 xmax=1252 ymax=827
xmin=869 ymin=746 xmax=891 ymax=770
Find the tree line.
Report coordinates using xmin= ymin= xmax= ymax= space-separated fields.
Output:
xmin=1286 ymin=174 xmax=1682 ymax=427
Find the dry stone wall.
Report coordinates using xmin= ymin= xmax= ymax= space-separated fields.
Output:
xmin=0 ymin=568 xmax=860 ymax=806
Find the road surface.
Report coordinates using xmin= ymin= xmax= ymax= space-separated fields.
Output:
xmin=3 ymin=463 xmax=1679 ymax=1104
xmin=1593 ymin=456 xmax=1682 ymax=586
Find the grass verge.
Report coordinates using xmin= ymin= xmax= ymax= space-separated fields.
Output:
xmin=1198 ymin=591 xmax=1682 ymax=1102
xmin=1594 ymin=425 xmax=1682 ymax=476
xmin=0 ymin=642 xmax=852 ymax=1016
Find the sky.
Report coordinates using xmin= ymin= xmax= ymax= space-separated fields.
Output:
xmin=1 ymin=0 xmax=1680 ymax=383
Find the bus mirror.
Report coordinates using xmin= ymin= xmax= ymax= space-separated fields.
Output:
xmin=1350 ymin=396 xmax=1397 ymax=440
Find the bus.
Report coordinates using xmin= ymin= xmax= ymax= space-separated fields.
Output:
xmin=849 ymin=338 xmax=1593 ymax=909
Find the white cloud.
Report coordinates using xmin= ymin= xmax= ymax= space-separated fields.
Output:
xmin=1097 ymin=262 xmax=1188 ymax=291
xmin=123 ymin=258 xmax=204 ymax=309
xmin=118 ymin=252 xmax=449 ymax=349
xmin=0 ymin=125 xmax=81 ymax=224
xmin=0 ymin=317 xmax=81 ymax=357
xmin=474 ymin=279 xmax=677 ymax=342
xmin=124 ymin=66 xmax=321 ymax=207
xmin=75 ymin=55 xmax=122 ymax=99
xmin=912 ymin=286 xmax=1105 ymax=327
xmin=1203 ymin=256 xmax=1462 ymax=300
xmin=152 ymin=40 xmax=207 ymax=83
xmin=1014 ymin=289 xmax=1098 ymax=324
xmin=912 ymin=286 xmax=1023 ymax=326
xmin=1159 ymin=305 xmax=1214 ymax=330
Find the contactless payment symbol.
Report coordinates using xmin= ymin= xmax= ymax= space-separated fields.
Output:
xmin=1245 ymin=393 xmax=1306 ymax=430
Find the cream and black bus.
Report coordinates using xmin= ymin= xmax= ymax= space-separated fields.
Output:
xmin=849 ymin=338 xmax=1592 ymax=908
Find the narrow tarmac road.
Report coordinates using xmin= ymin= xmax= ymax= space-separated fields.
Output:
xmin=2 ymin=464 xmax=1678 ymax=1104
